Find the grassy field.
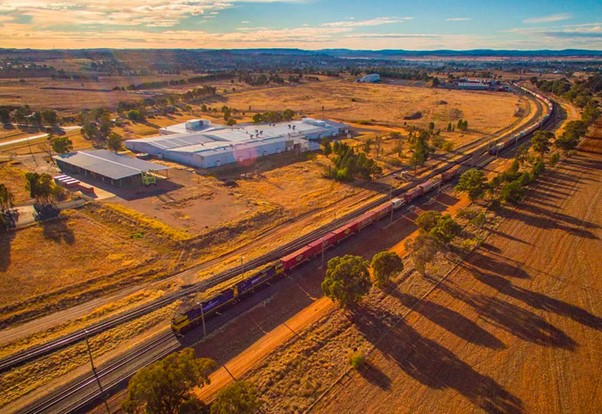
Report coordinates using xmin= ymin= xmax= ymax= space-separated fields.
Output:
xmin=0 ymin=162 xmax=32 ymax=204
xmin=0 ymin=208 xmax=175 ymax=328
xmin=221 ymin=79 xmax=521 ymax=133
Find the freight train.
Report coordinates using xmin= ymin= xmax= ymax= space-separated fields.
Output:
xmin=171 ymin=165 xmax=462 ymax=334
xmin=488 ymin=86 xmax=554 ymax=156
xmin=172 ymin=87 xmax=554 ymax=335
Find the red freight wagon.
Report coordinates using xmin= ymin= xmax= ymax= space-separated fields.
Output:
xmin=404 ymin=187 xmax=423 ymax=202
xmin=331 ymin=222 xmax=359 ymax=243
xmin=419 ymin=178 xmax=439 ymax=194
xmin=356 ymin=211 xmax=378 ymax=230
xmin=371 ymin=203 xmax=392 ymax=220
xmin=281 ymin=244 xmax=316 ymax=271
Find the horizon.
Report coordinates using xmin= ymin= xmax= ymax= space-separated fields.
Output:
xmin=1 ymin=0 xmax=601 ymax=50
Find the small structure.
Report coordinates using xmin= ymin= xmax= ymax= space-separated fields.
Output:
xmin=53 ymin=149 xmax=169 ymax=187
xmin=358 ymin=73 xmax=381 ymax=83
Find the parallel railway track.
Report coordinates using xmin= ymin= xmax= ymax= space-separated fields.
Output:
xmin=0 ymin=88 xmax=545 ymax=374
xmin=11 ymin=90 xmax=555 ymax=414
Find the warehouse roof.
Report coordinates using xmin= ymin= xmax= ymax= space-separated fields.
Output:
xmin=54 ymin=149 xmax=168 ymax=180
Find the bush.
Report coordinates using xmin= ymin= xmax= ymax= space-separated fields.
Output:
xmin=549 ymin=153 xmax=560 ymax=166
xmin=349 ymin=352 xmax=365 ymax=370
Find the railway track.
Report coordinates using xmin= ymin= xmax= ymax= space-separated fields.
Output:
xmin=0 ymin=89 xmax=545 ymax=374
xmin=14 ymin=93 xmax=555 ymax=414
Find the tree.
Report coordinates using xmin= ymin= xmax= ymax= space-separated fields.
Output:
xmin=226 ymin=118 xmax=237 ymax=126
xmin=40 ymin=109 xmax=58 ymax=126
xmin=127 ymin=109 xmax=145 ymax=122
xmin=531 ymin=130 xmax=554 ymax=157
xmin=371 ymin=251 xmax=403 ymax=287
xmin=429 ymin=214 xmax=461 ymax=244
xmin=455 ymin=169 xmax=487 ymax=201
xmin=500 ymin=180 xmax=524 ymax=204
xmin=0 ymin=108 xmax=11 ymax=124
xmin=123 ymin=348 xmax=216 ymax=414
xmin=51 ymin=136 xmax=73 ymax=154
xmin=390 ymin=131 xmax=403 ymax=156
xmin=408 ymin=132 xmax=430 ymax=172
xmin=415 ymin=210 xmax=442 ymax=233
xmin=107 ymin=132 xmax=123 ymax=152
xmin=363 ymin=138 xmax=372 ymax=154
xmin=321 ymin=255 xmax=371 ymax=309
xmin=321 ymin=137 xmax=332 ymax=155
xmin=406 ymin=233 xmax=439 ymax=275
xmin=0 ymin=184 xmax=14 ymax=211
xmin=25 ymin=172 xmax=54 ymax=204
xmin=210 ymin=381 xmax=261 ymax=414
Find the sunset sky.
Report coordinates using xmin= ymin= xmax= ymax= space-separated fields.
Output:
xmin=1 ymin=0 xmax=601 ymax=50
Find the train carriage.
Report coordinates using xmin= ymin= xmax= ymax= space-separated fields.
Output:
xmin=331 ymin=221 xmax=359 ymax=243
xmin=404 ymin=187 xmax=423 ymax=202
xmin=356 ymin=211 xmax=378 ymax=230
xmin=236 ymin=265 xmax=280 ymax=296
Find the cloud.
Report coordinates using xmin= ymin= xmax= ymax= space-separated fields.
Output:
xmin=523 ymin=13 xmax=572 ymax=24
xmin=240 ymin=20 xmax=250 ymax=24
xmin=322 ymin=16 xmax=412 ymax=28
xmin=446 ymin=17 xmax=471 ymax=21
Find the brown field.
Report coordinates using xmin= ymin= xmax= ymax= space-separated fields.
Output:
xmin=309 ymin=122 xmax=602 ymax=414
xmin=151 ymin=117 xmax=602 ymax=414
xmin=220 ymin=79 xmax=522 ymax=133
xmin=0 ymin=208 xmax=176 ymax=327
xmin=0 ymin=162 xmax=32 ymax=204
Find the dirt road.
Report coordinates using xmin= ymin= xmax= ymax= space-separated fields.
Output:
xmin=312 ymin=124 xmax=602 ymax=413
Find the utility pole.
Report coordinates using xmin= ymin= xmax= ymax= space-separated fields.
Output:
xmin=85 ymin=330 xmax=111 ymax=414
xmin=321 ymin=238 xmax=325 ymax=267
xmin=390 ymin=202 xmax=394 ymax=225
xmin=198 ymin=302 xmax=207 ymax=339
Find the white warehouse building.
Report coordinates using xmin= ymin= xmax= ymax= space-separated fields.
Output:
xmin=125 ymin=118 xmax=346 ymax=169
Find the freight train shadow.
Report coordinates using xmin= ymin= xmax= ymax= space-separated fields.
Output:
xmin=354 ymin=306 xmax=523 ymax=414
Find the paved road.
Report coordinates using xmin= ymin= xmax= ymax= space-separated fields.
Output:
xmin=0 ymin=126 xmax=81 ymax=148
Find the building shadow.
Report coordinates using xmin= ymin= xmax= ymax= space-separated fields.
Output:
xmin=354 ymin=306 xmax=523 ymax=414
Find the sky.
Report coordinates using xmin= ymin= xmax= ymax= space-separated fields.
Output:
xmin=0 ymin=0 xmax=601 ymax=50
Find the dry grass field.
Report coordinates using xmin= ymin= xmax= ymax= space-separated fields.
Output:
xmin=221 ymin=79 xmax=522 ymax=133
xmin=0 ymin=162 xmax=32 ymax=204
xmin=0 ymin=208 xmax=175 ymax=327
xmin=308 ymin=124 xmax=602 ymax=414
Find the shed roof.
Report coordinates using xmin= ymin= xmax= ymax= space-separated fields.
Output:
xmin=54 ymin=149 xmax=168 ymax=180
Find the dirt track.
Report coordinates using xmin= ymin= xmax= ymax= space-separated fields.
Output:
xmin=312 ymin=123 xmax=602 ymax=413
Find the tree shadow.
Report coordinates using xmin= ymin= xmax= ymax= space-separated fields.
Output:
xmin=40 ymin=216 xmax=75 ymax=244
xmin=0 ymin=229 xmax=15 ymax=272
xmin=467 ymin=269 xmax=602 ymax=332
xmin=433 ymin=281 xmax=577 ymax=351
xmin=483 ymin=229 xmax=530 ymax=246
xmin=389 ymin=289 xmax=506 ymax=350
xmin=355 ymin=306 xmax=523 ymax=414
xmin=356 ymin=360 xmax=392 ymax=390
xmin=498 ymin=204 xmax=599 ymax=240
xmin=464 ymin=250 xmax=531 ymax=279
